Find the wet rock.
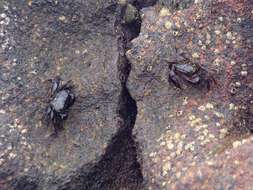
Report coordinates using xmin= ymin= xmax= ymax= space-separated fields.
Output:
xmin=127 ymin=0 xmax=253 ymax=189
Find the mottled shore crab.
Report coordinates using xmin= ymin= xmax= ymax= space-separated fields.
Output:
xmin=44 ymin=77 xmax=75 ymax=134
xmin=166 ymin=58 xmax=216 ymax=90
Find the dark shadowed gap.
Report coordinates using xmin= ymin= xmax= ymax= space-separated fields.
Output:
xmin=55 ymin=1 xmax=158 ymax=190
xmin=60 ymin=87 xmax=141 ymax=190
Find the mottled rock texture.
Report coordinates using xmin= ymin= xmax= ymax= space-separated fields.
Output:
xmin=174 ymin=138 xmax=253 ymax=189
xmin=0 ymin=0 xmax=132 ymax=189
xmin=127 ymin=0 xmax=253 ymax=189
xmin=1 ymin=0 xmax=253 ymax=189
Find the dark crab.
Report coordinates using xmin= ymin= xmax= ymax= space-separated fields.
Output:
xmin=44 ymin=77 xmax=75 ymax=134
xmin=166 ymin=59 xmax=216 ymax=90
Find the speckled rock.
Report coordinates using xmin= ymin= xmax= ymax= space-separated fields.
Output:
xmin=0 ymin=0 xmax=125 ymax=189
xmin=174 ymin=137 xmax=253 ymax=189
xmin=158 ymin=0 xmax=195 ymax=10
xmin=126 ymin=0 xmax=253 ymax=189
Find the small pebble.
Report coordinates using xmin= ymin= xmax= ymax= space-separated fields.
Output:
xmin=192 ymin=52 xmax=199 ymax=58
xmin=214 ymin=30 xmax=221 ymax=35
xmin=167 ymin=141 xmax=174 ymax=150
xmin=0 ymin=109 xmax=6 ymax=114
xmin=226 ymin=32 xmax=233 ymax=40
xmin=58 ymin=16 xmax=66 ymax=21
xmin=149 ymin=152 xmax=155 ymax=157
xmin=235 ymin=82 xmax=241 ymax=87
xmin=204 ymin=115 xmax=210 ymax=120
xmin=8 ymin=152 xmax=16 ymax=159
xmin=233 ymin=141 xmax=241 ymax=148
xmin=189 ymin=115 xmax=196 ymax=120
xmin=241 ymin=63 xmax=247 ymax=68
xmin=1 ymin=13 xmax=6 ymax=18
xmin=21 ymin=129 xmax=27 ymax=134
xmin=176 ymin=172 xmax=181 ymax=178
xmin=214 ymin=49 xmax=219 ymax=54
xmin=229 ymin=103 xmax=235 ymax=110
xmin=220 ymin=128 xmax=227 ymax=134
xmin=159 ymin=8 xmax=171 ymax=17
xmin=241 ymin=71 xmax=247 ymax=76
xmin=0 ymin=159 xmax=4 ymax=166
xmin=174 ymin=133 xmax=181 ymax=139
xmin=164 ymin=21 xmax=172 ymax=29
xmin=230 ymin=60 xmax=236 ymax=65
xmin=218 ymin=16 xmax=224 ymax=22
xmin=234 ymin=160 xmax=240 ymax=165
xmin=207 ymin=161 xmax=214 ymax=166
xmin=206 ymin=103 xmax=214 ymax=109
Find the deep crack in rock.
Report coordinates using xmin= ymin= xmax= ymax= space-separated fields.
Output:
xmin=0 ymin=1 xmax=159 ymax=189
xmin=51 ymin=1 xmax=158 ymax=190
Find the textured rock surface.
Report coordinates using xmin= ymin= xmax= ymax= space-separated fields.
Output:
xmin=173 ymin=137 xmax=253 ymax=189
xmin=158 ymin=0 xmax=194 ymax=10
xmin=1 ymin=0 xmax=253 ymax=189
xmin=0 ymin=0 xmax=126 ymax=189
xmin=127 ymin=0 xmax=253 ymax=189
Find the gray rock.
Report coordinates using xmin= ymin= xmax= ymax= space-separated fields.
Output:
xmin=0 ymin=0 xmax=127 ymax=189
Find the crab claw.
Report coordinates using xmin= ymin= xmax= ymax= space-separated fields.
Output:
xmin=169 ymin=69 xmax=182 ymax=89
xmin=49 ymin=76 xmax=61 ymax=94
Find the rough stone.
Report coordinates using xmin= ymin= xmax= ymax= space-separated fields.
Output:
xmin=0 ymin=0 xmax=127 ymax=189
xmin=174 ymin=138 xmax=253 ymax=189
xmin=127 ymin=0 xmax=253 ymax=189
xmin=1 ymin=0 xmax=253 ymax=189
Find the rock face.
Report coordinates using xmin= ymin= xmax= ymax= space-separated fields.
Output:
xmin=0 ymin=0 xmax=132 ymax=189
xmin=1 ymin=0 xmax=253 ymax=189
xmin=127 ymin=0 xmax=253 ymax=189
xmin=173 ymin=138 xmax=253 ymax=189
xmin=159 ymin=0 xmax=194 ymax=10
